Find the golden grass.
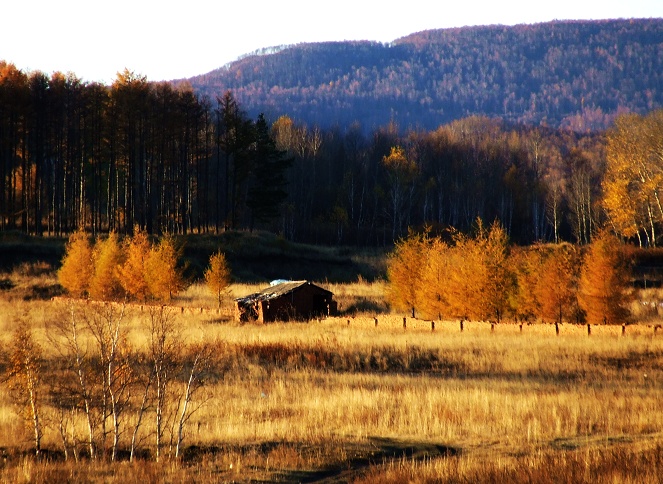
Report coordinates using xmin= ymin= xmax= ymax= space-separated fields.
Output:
xmin=2 ymin=274 xmax=663 ymax=482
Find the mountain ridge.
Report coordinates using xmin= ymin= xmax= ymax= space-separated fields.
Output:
xmin=185 ymin=18 xmax=663 ymax=131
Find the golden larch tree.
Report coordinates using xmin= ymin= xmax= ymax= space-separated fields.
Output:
xmin=578 ymin=230 xmax=632 ymax=324
xmin=118 ymin=227 xmax=151 ymax=301
xmin=146 ymin=237 xmax=184 ymax=302
xmin=89 ymin=232 xmax=124 ymax=301
xmin=386 ymin=228 xmax=430 ymax=318
xmin=535 ymin=243 xmax=580 ymax=324
xmin=204 ymin=250 xmax=231 ymax=308
xmin=416 ymin=238 xmax=451 ymax=320
xmin=58 ymin=229 xmax=93 ymax=298
xmin=444 ymin=228 xmax=485 ymax=320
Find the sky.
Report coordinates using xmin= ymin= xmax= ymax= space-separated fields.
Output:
xmin=2 ymin=0 xmax=662 ymax=84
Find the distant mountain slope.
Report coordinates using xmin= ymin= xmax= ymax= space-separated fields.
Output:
xmin=187 ymin=19 xmax=663 ymax=131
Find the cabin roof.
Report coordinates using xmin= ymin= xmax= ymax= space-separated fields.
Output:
xmin=235 ymin=280 xmax=332 ymax=305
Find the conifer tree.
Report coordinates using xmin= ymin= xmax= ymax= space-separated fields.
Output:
xmin=204 ymin=251 xmax=231 ymax=308
xmin=58 ymin=229 xmax=93 ymax=298
xmin=415 ymin=238 xmax=452 ymax=320
xmin=578 ymin=230 xmax=632 ymax=324
xmin=535 ymin=244 xmax=579 ymax=324
xmin=386 ymin=229 xmax=430 ymax=318
xmin=89 ymin=232 xmax=124 ymax=301
xmin=146 ymin=237 xmax=183 ymax=302
xmin=118 ymin=227 xmax=151 ymax=301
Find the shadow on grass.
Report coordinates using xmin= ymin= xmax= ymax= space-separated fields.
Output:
xmin=181 ymin=437 xmax=459 ymax=483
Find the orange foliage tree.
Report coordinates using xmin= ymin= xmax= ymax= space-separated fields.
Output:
xmin=89 ymin=232 xmax=124 ymax=301
xmin=58 ymin=229 xmax=93 ymax=298
xmin=204 ymin=251 xmax=231 ymax=308
xmin=416 ymin=238 xmax=451 ymax=320
xmin=386 ymin=228 xmax=430 ymax=318
xmin=578 ymin=230 xmax=632 ymax=324
xmin=118 ymin=227 xmax=151 ymax=301
xmin=536 ymin=243 xmax=580 ymax=324
xmin=146 ymin=237 xmax=184 ymax=302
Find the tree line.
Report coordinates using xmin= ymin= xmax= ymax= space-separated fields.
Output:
xmin=387 ymin=221 xmax=632 ymax=326
xmin=0 ymin=63 xmax=290 ymax=237
xmin=2 ymin=59 xmax=663 ymax=247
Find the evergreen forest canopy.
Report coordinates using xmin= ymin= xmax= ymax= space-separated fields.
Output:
xmin=1 ymin=18 xmax=662 ymax=247
xmin=187 ymin=19 xmax=663 ymax=132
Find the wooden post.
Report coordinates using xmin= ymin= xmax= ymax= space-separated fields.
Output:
xmin=555 ymin=322 xmax=559 ymax=335
xmin=519 ymin=323 xmax=523 ymax=333
xmin=491 ymin=322 xmax=494 ymax=332
xmin=431 ymin=321 xmax=435 ymax=332
xmin=374 ymin=317 xmax=378 ymax=327
xmin=587 ymin=323 xmax=591 ymax=336
xmin=460 ymin=320 xmax=464 ymax=332
xmin=403 ymin=317 xmax=407 ymax=330
xmin=347 ymin=319 xmax=350 ymax=326
xmin=622 ymin=323 xmax=626 ymax=336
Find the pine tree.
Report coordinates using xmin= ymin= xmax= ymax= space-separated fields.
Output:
xmin=246 ymin=114 xmax=293 ymax=228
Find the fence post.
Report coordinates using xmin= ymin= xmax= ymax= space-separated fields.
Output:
xmin=374 ymin=317 xmax=378 ymax=327
xmin=555 ymin=322 xmax=559 ymax=335
xmin=431 ymin=321 xmax=435 ymax=332
xmin=403 ymin=317 xmax=407 ymax=330
xmin=460 ymin=319 xmax=464 ymax=332
xmin=587 ymin=323 xmax=591 ymax=336
xmin=622 ymin=323 xmax=626 ymax=336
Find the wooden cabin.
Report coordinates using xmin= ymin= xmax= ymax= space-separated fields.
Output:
xmin=235 ymin=280 xmax=337 ymax=323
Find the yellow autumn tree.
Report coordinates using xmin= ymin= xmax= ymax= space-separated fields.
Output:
xmin=535 ymin=243 xmax=580 ymax=324
xmin=444 ymin=228 xmax=485 ymax=320
xmin=7 ymin=325 xmax=44 ymax=456
xmin=416 ymin=238 xmax=451 ymax=320
xmin=512 ymin=246 xmax=543 ymax=322
xmin=89 ymin=232 xmax=124 ymax=301
xmin=578 ymin=230 xmax=632 ymax=324
xmin=204 ymin=251 xmax=231 ymax=308
xmin=603 ymin=109 xmax=663 ymax=246
xmin=145 ymin=237 xmax=183 ymax=302
xmin=58 ymin=229 xmax=93 ymax=298
xmin=118 ymin=227 xmax=151 ymax=301
xmin=386 ymin=228 xmax=430 ymax=318
xmin=478 ymin=220 xmax=513 ymax=323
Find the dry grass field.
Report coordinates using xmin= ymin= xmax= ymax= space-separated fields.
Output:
xmin=1 ymin=265 xmax=663 ymax=482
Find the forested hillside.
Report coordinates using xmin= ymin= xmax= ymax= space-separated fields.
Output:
xmin=187 ymin=19 xmax=663 ymax=132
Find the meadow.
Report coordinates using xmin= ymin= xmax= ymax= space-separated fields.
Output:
xmin=1 ymin=262 xmax=663 ymax=483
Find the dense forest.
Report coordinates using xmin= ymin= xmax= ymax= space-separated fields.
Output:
xmin=1 ymin=18 xmax=662 ymax=246
xmin=187 ymin=19 xmax=663 ymax=132
xmin=0 ymin=59 xmax=607 ymax=246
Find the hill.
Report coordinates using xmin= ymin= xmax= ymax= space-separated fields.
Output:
xmin=186 ymin=19 xmax=663 ymax=131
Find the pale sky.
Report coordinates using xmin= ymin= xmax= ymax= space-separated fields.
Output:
xmin=2 ymin=0 xmax=662 ymax=84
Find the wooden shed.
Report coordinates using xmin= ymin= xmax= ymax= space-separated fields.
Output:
xmin=235 ymin=280 xmax=337 ymax=323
